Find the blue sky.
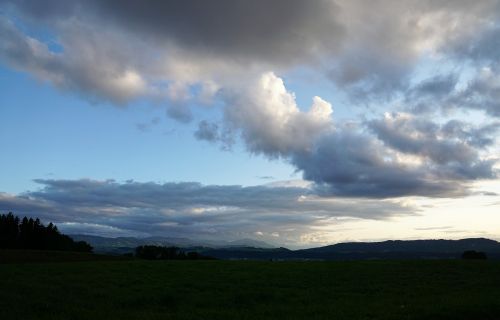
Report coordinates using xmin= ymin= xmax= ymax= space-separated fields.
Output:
xmin=0 ymin=64 xmax=297 ymax=193
xmin=0 ymin=0 xmax=499 ymax=247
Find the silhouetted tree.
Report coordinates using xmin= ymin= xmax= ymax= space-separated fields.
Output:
xmin=135 ymin=245 xmax=213 ymax=260
xmin=186 ymin=251 xmax=201 ymax=260
xmin=0 ymin=212 xmax=92 ymax=252
xmin=135 ymin=245 xmax=181 ymax=260
xmin=0 ymin=212 xmax=19 ymax=248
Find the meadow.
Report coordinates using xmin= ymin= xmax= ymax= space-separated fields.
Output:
xmin=1 ymin=251 xmax=500 ymax=319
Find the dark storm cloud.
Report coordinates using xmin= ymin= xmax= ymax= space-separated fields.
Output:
xmin=0 ymin=0 xmax=346 ymax=116
xmin=0 ymin=0 xmax=77 ymax=19
xmin=411 ymin=48 xmax=500 ymax=116
xmin=0 ymin=0 xmax=499 ymax=201
xmin=2 ymin=0 xmax=500 ymax=106
xmin=406 ymin=70 xmax=500 ymax=117
xmin=367 ymin=115 xmax=497 ymax=166
xmin=291 ymin=131 xmax=469 ymax=198
xmin=3 ymin=0 xmax=343 ymax=65
xmin=406 ymin=23 xmax=500 ymax=117
xmin=28 ymin=179 xmax=310 ymax=211
xmin=451 ymin=71 xmax=500 ymax=118
xmin=0 ymin=16 xmax=149 ymax=104
xmin=0 ymin=179 xmax=414 ymax=241
xmin=441 ymin=120 xmax=500 ymax=148
xmin=406 ymin=74 xmax=459 ymax=113
xmin=0 ymin=18 xmax=60 ymax=80
xmin=199 ymin=71 xmax=498 ymax=198
xmin=447 ymin=25 xmax=500 ymax=64
xmin=288 ymin=112 xmax=498 ymax=199
xmin=98 ymin=0 xmax=343 ymax=64
xmin=410 ymin=74 xmax=458 ymax=99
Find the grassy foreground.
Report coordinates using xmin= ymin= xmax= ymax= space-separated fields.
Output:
xmin=1 ymin=257 xmax=500 ymax=319
xmin=0 ymin=249 xmax=128 ymax=264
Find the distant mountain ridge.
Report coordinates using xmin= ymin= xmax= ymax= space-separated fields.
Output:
xmin=71 ymin=235 xmax=500 ymax=260
xmin=70 ymin=234 xmax=275 ymax=254
xmin=293 ymin=238 xmax=500 ymax=260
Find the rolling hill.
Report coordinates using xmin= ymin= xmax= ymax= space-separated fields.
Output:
xmin=71 ymin=235 xmax=500 ymax=260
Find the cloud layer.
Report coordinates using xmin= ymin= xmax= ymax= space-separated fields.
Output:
xmin=0 ymin=0 xmax=499 ymax=200
xmin=0 ymin=179 xmax=414 ymax=245
xmin=198 ymin=73 xmax=498 ymax=197
xmin=3 ymin=0 xmax=500 ymax=105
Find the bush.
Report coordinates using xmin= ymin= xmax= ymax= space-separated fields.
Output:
xmin=135 ymin=245 xmax=213 ymax=260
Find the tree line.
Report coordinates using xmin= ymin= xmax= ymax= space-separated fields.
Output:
xmin=0 ymin=212 xmax=92 ymax=252
xmin=135 ymin=245 xmax=214 ymax=260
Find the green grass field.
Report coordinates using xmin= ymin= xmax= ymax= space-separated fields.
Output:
xmin=1 ymin=252 xmax=500 ymax=319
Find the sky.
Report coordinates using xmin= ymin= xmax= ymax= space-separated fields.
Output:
xmin=0 ymin=0 xmax=499 ymax=248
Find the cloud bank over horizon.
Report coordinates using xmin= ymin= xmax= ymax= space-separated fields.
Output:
xmin=0 ymin=178 xmax=416 ymax=246
xmin=0 ymin=0 xmax=499 ymax=243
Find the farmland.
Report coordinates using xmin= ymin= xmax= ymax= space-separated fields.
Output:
xmin=1 ymin=252 xmax=500 ymax=319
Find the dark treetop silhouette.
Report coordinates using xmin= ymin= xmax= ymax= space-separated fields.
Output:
xmin=0 ymin=212 xmax=92 ymax=252
xmin=135 ymin=245 xmax=214 ymax=260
